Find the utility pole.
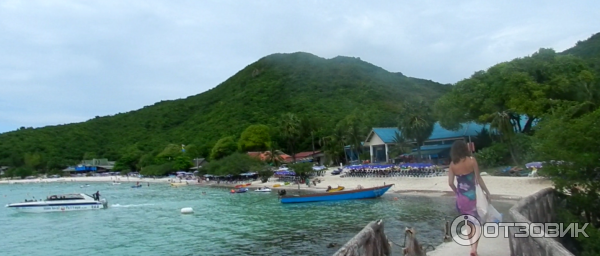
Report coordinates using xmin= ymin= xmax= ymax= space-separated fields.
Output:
xmin=310 ymin=131 xmax=315 ymax=157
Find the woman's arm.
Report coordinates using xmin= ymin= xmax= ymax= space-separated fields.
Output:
xmin=448 ymin=166 xmax=457 ymax=194
xmin=472 ymin=157 xmax=491 ymax=198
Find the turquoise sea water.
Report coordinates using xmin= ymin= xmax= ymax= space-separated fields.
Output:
xmin=0 ymin=182 xmax=515 ymax=256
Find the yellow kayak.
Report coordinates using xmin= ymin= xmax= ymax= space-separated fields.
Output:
xmin=327 ymin=186 xmax=345 ymax=192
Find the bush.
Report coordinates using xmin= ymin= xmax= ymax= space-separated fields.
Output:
xmin=258 ymin=169 xmax=274 ymax=183
xmin=474 ymin=143 xmax=508 ymax=168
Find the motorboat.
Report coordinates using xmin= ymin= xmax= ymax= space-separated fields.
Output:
xmin=170 ymin=182 xmax=188 ymax=187
xmin=111 ymin=182 xmax=121 ymax=185
xmin=80 ymin=184 xmax=90 ymax=188
xmin=255 ymin=187 xmax=272 ymax=192
xmin=280 ymin=184 xmax=393 ymax=204
xmin=131 ymin=185 xmax=142 ymax=188
xmin=235 ymin=188 xmax=248 ymax=193
xmin=5 ymin=193 xmax=108 ymax=213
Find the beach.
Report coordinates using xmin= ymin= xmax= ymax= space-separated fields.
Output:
xmin=0 ymin=169 xmax=552 ymax=199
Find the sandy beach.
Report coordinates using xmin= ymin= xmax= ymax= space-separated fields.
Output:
xmin=1 ymin=169 xmax=553 ymax=199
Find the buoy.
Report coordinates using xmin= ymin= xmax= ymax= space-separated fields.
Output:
xmin=181 ymin=207 xmax=194 ymax=214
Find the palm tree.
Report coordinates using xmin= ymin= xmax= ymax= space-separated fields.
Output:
xmin=279 ymin=113 xmax=301 ymax=163
xmin=264 ymin=141 xmax=284 ymax=167
xmin=490 ymin=111 xmax=519 ymax=165
xmin=342 ymin=112 xmax=366 ymax=163
xmin=389 ymin=131 xmax=414 ymax=160
xmin=398 ymin=100 xmax=435 ymax=159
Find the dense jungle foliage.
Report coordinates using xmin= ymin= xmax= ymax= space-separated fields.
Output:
xmin=0 ymin=52 xmax=449 ymax=172
xmin=434 ymin=32 xmax=600 ymax=255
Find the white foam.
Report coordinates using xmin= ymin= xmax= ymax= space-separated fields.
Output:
xmin=111 ymin=203 xmax=155 ymax=208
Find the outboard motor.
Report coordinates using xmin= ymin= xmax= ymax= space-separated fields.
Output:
xmin=278 ymin=189 xmax=287 ymax=196
xmin=101 ymin=198 xmax=108 ymax=209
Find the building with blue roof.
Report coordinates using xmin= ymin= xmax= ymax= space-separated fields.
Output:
xmin=363 ymin=122 xmax=489 ymax=163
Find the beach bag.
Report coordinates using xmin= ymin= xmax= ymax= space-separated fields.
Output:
xmin=475 ymin=184 xmax=503 ymax=223
xmin=486 ymin=204 xmax=503 ymax=223
xmin=475 ymin=184 xmax=488 ymax=219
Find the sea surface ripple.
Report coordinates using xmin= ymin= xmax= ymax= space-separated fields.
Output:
xmin=0 ymin=182 xmax=514 ymax=256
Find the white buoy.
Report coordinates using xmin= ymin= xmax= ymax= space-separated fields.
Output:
xmin=181 ymin=207 xmax=194 ymax=214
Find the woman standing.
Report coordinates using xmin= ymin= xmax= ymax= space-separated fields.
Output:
xmin=448 ymin=140 xmax=491 ymax=256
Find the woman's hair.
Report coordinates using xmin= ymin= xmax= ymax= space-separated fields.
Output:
xmin=450 ymin=140 xmax=472 ymax=164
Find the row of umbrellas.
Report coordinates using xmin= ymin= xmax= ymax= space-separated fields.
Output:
xmin=346 ymin=163 xmax=436 ymax=169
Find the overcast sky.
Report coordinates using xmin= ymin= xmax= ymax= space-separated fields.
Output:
xmin=0 ymin=0 xmax=598 ymax=134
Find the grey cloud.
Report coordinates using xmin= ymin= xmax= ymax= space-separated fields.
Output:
xmin=0 ymin=0 xmax=598 ymax=133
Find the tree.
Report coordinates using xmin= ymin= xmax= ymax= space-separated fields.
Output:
xmin=290 ymin=162 xmax=313 ymax=189
xmin=532 ymin=106 xmax=600 ymax=245
xmin=238 ymin=124 xmax=271 ymax=152
xmin=210 ymin=136 xmax=237 ymax=160
xmin=15 ymin=167 xmax=34 ymax=179
xmin=264 ymin=141 xmax=284 ymax=167
xmin=183 ymin=144 xmax=202 ymax=159
xmin=321 ymin=123 xmax=348 ymax=165
xmin=398 ymin=100 xmax=435 ymax=159
xmin=173 ymin=155 xmax=193 ymax=171
xmin=204 ymin=152 xmax=264 ymax=176
xmin=279 ymin=113 xmax=301 ymax=163
xmin=83 ymin=152 xmax=98 ymax=160
xmin=24 ymin=152 xmax=43 ymax=171
xmin=434 ymin=48 xmax=595 ymax=135
xmin=114 ymin=145 xmax=143 ymax=172
xmin=342 ymin=111 xmax=367 ymax=162
xmin=156 ymin=144 xmax=182 ymax=163
xmin=388 ymin=131 xmax=414 ymax=159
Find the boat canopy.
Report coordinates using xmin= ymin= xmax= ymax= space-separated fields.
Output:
xmin=47 ymin=194 xmax=85 ymax=201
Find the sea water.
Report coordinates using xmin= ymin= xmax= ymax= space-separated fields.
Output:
xmin=0 ymin=182 xmax=515 ymax=256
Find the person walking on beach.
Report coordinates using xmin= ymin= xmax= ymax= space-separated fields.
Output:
xmin=447 ymin=140 xmax=491 ymax=256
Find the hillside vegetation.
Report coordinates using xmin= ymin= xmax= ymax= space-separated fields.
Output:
xmin=434 ymin=32 xmax=600 ymax=255
xmin=0 ymin=52 xmax=449 ymax=169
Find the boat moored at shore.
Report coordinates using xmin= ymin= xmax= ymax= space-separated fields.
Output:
xmin=280 ymin=184 xmax=393 ymax=204
xmin=255 ymin=187 xmax=272 ymax=192
xmin=5 ymin=193 xmax=108 ymax=213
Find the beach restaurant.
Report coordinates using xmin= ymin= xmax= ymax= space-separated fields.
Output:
xmin=63 ymin=158 xmax=116 ymax=175
xmin=361 ymin=122 xmax=487 ymax=164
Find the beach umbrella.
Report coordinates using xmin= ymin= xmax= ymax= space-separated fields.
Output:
xmin=525 ymin=162 xmax=543 ymax=168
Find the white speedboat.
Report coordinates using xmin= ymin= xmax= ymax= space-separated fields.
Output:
xmin=255 ymin=187 xmax=272 ymax=192
xmin=111 ymin=182 xmax=121 ymax=185
xmin=5 ymin=193 xmax=108 ymax=213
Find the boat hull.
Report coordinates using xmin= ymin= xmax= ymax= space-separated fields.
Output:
xmin=280 ymin=184 xmax=393 ymax=204
xmin=7 ymin=202 xmax=106 ymax=213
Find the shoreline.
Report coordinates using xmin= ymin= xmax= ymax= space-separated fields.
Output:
xmin=2 ymin=174 xmax=550 ymax=255
xmin=1 ymin=175 xmax=550 ymax=199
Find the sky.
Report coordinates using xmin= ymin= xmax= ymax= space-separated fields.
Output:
xmin=0 ymin=0 xmax=598 ymax=134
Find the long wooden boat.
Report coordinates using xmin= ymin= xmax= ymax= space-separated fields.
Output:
xmin=280 ymin=184 xmax=394 ymax=204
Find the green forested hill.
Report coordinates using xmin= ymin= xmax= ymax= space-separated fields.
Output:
xmin=562 ymin=32 xmax=600 ymax=74
xmin=0 ymin=52 xmax=450 ymax=168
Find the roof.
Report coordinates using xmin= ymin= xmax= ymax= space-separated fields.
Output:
xmin=247 ymin=151 xmax=292 ymax=162
xmin=371 ymin=128 xmax=401 ymax=144
xmin=428 ymin=122 xmax=489 ymax=140
xmin=365 ymin=122 xmax=490 ymax=145
xmin=294 ymin=151 xmax=321 ymax=159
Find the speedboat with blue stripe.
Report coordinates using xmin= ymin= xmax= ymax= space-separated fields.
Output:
xmin=5 ymin=193 xmax=108 ymax=213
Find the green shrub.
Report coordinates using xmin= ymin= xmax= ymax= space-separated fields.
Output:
xmin=474 ymin=143 xmax=508 ymax=168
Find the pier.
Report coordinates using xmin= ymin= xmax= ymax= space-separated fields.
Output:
xmin=335 ymin=188 xmax=571 ymax=256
